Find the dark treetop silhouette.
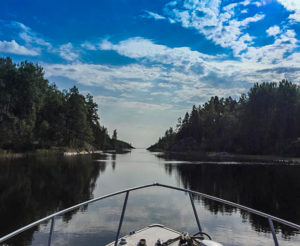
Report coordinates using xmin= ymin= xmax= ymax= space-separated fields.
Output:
xmin=149 ymin=80 xmax=300 ymax=156
xmin=0 ymin=57 xmax=132 ymax=152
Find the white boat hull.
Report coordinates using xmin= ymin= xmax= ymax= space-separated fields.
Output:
xmin=106 ymin=224 xmax=223 ymax=246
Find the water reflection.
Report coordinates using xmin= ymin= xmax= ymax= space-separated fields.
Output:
xmin=112 ymin=154 xmax=116 ymax=170
xmin=164 ymin=161 xmax=300 ymax=237
xmin=0 ymin=149 xmax=299 ymax=246
xmin=0 ymin=154 xmax=106 ymax=246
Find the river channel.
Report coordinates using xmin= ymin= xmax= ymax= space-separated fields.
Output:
xmin=0 ymin=149 xmax=299 ymax=246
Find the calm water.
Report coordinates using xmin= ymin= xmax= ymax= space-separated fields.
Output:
xmin=0 ymin=149 xmax=299 ymax=246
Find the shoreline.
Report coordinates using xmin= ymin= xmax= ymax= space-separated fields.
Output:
xmin=151 ymin=150 xmax=300 ymax=164
xmin=63 ymin=150 xmax=103 ymax=156
xmin=0 ymin=147 xmax=134 ymax=160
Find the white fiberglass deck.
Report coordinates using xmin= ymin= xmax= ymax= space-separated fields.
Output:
xmin=105 ymin=224 xmax=181 ymax=246
xmin=106 ymin=224 xmax=223 ymax=246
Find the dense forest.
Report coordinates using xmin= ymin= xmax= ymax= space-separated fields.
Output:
xmin=0 ymin=57 xmax=132 ymax=152
xmin=148 ymin=80 xmax=300 ymax=156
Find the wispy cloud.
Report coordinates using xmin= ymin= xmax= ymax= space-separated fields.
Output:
xmin=277 ymin=0 xmax=300 ymax=22
xmin=12 ymin=21 xmax=52 ymax=49
xmin=97 ymin=36 xmax=300 ymax=82
xmin=266 ymin=26 xmax=281 ymax=36
xmin=158 ymin=83 xmax=177 ymax=88
xmin=173 ymin=84 xmax=246 ymax=104
xmin=44 ymin=63 xmax=156 ymax=91
xmin=142 ymin=11 xmax=166 ymax=20
xmin=0 ymin=40 xmax=39 ymax=56
xmin=151 ymin=91 xmax=172 ymax=96
xmin=241 ymin=29 xmax=298 ymax=64
xmin=163 ymin=0 xmax=265 ymax=56
xmin=99 ymin=37 xmax=217 ymax=66
xmin=3 ymin=21 xmax=81 ymax=61
xmin=94 ymin=95 xmax=173 ymax=111
xmin=58 ymin=43 xmax=79 ymax=61
xmin=52 ymin=33 xmax=300 ymax=101
xmin=81 ymin=41 xmax=97 ymax=50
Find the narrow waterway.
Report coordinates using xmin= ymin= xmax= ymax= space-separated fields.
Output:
xmin=0 ymin=149 xmax=299 ymax=246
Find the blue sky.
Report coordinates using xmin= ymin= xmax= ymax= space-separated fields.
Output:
xmin=1 ymin=0 xmax=300 ymax=147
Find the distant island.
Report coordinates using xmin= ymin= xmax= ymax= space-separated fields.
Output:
xmin=148 ymin=80 xmax=300 ymax=157
xmin=0 ymin=57 xmax=133 ymax=155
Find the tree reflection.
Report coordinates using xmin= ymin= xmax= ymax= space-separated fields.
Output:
xmin=165 ymin=162 xmax=300 ymax=237
xmin=0 ymin=154 xmax=105 ymax=246
xmin=112 ymin=153 xmax=116 ymax=170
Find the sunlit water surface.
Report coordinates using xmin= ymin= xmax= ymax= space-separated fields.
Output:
xmin=0 ymin=149 xmax=299 ymax=246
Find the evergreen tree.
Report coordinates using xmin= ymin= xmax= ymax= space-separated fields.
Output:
xmin=112 ymin=129 xmax=117 ymax=149
xmin=65 ymin=86 xmax=93 ymax=148
xmin=149 ymin=80 xmax=300 ymax=156
xmin=0 ymin=57 xmax=130 ymax=152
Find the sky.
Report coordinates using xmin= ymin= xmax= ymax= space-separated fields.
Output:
xmin=0 ymin=0 xmax=300 ymax=147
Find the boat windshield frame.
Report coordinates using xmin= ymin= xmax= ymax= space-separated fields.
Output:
xmin=0 ymin=182 xmax=299 ymax=246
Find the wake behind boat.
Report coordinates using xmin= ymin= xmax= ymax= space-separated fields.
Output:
xmin=0 ymin=183 xmax=299 ymax=246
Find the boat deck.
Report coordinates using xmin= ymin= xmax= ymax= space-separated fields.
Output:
xmin=106 ymin=224 xmax=181 ymax=246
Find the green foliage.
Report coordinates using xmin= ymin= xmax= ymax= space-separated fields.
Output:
xmin=149 ymin=80 xmax=300 ymax=156
xmin=148 ymin=127 xmax=176 ymax=151
xmin=0 ymin=57 xmax=126 ymax=151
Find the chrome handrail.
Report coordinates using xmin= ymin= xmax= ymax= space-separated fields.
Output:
xmin=0 ymin=183 xmax=154 ymax=243
xmin=157 ymin=183 xmax=300 ymax=230
xmin=0 ymin=182 xmax=299 ymax=246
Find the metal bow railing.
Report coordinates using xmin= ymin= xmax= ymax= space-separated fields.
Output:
xmin=0 ymin=183 xmax=299 ymax=246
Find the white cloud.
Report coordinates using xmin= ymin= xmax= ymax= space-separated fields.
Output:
xmin=277 ymin=0 xmax=300 ymax=22
xmin=94 ymin=95 xmax=172 ymax=111
xmin=96 ymin=35 xmax=300 ymax=87
xmin=100 ymin=37 xmax=168 ymax=59
xmin=289 ymin=12 xmax=300 ymax=22
xmin=162 ymin=0 xmax=265 ymax=56
xmin=158 ymin=83 xmax=177 ymax=88
xmin=8 ymin=21 xmax=83 ymax=61
xmin=58 ymin=43 xmax=79 ymax=61
xmin=173 ymin=84 xmax=246 ymax=103
xmin=266 ymin=25 xmax=281 ymax=36
xmin=223 ymin=3 xmax=238 ymax=11
xmin=11 ymin=21 xmax=52 ymax=49
xmin=144 ymin=11 xmax=166 ymax=20
xmin=99 ymin=37 xmax=215 ymax=67
xmin=81 ymin=41 xmax=97 ymax=50
xmin=253 ymin=1 xmax=262 ymax=7
xmin=99 ymin=39 xmax=114 ymax=50
xmin=241 ymin=29 xmax=298 ymax=64
xmin=277 ymin=0 xmax=300 ymax=10
xmin=0 ymin=40 xmax=39 ymax=56
xmin=44 ymin=60 xmax=213 ymax=96
xmin=46 ymin=34 xmax=300 ymax=100
xmin=44 ymin=63 xmax=158 ymax=91
xmin=151 ymin=91 xmax=172 ymax=96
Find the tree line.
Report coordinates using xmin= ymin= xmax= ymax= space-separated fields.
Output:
xmin=0 ymin=57 xmax=131 ymax=152
xmin=148 ymin=80 xmax=300 ymax=156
